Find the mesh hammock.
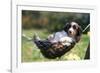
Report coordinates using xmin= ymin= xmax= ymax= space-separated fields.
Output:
xmin=34 ymin=36 xmax=75 ymax=59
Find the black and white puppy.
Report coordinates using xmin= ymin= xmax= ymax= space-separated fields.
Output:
xmin=48 ymin=21 xmax=82 ymax=46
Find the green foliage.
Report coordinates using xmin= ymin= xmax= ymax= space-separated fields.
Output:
xmin=22 ymin=10 xmax=90 ymax=33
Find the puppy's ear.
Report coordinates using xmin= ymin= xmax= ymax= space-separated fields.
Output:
xmin=77 ymin=26 xmax=82 ymax=36
xmin=75 ymin=26 xmax=82 ymax=42
xmin=63 ymin=22 xmax=70 ymax=32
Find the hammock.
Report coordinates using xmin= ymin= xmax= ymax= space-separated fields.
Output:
xmin=33 ymin=34 xmax=75 ymax=59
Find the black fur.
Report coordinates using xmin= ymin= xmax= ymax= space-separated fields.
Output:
xmin=63 ymin=22 xmax=71 ymax=33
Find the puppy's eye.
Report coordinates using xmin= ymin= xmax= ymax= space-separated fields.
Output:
xmin=73 ymin=25 xmax=76 ymax=29
xmin=67 ymin=24 xmax=71 ymax=29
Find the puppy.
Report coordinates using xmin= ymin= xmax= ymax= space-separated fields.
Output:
xmin=48 ymin=21 xmax=82 ymax=47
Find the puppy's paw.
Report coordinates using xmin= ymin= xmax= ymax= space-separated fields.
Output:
xmin=60 ymin=37 xmax=73 ymax=43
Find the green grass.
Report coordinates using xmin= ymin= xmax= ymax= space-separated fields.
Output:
xmin=22 ymin=29 xmax=89 ymax=62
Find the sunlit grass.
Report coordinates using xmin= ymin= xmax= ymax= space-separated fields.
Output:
xmin=22 ymin=29 xmax=89 ymax=62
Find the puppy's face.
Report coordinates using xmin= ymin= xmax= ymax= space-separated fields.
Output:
xmin=68 ymin=22 xmax=79 ymax=37
xmin=64 ymin=21 xmax=82 ymax=42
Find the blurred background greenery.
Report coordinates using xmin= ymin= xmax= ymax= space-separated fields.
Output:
xmin=22 ymin=10 xmax=90 ymax=62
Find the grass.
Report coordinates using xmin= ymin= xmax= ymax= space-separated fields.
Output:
xmin=22 ymin=29 xmax=89 ymax=62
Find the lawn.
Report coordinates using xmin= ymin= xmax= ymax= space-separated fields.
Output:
xmin=22 ymin=29 xmax=90 ymax=62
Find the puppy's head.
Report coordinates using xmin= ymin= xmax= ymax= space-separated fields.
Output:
xmin=64 ymin=21 xmax=82 ymax=42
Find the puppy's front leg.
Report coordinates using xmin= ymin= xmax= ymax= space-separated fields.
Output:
xmin=47 ymin=34 xmax=54 ymax=40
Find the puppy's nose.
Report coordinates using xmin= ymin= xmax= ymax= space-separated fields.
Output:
xmin=69 ymin=31 xmax=72 ymax=34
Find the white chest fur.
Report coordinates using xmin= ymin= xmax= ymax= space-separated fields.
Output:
xmin=48 ymin=31 xmax=74 ymax=46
